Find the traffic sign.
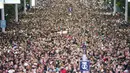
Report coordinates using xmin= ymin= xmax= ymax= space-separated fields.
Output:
xmin=4 ymin=0 xmax=21 ymax=4
xmin=80 ymin=60 xmax=90 ymax=71
xmin=0 ymin=20 xmax=6 ymax=28
xmin=0 ymin=0 xmax=4 ymax=9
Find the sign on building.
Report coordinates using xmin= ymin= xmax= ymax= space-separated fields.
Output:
xmin=0 ymin=0 xmax=4 ymax=9
xmin=4 ymin=0 xmax=21 ymax=4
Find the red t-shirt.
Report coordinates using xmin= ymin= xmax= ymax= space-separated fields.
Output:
xmin=60 ymin=69 xmax=67 ymax=73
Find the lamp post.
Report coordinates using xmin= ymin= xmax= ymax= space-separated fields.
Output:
xmin=30 ymin=0 xmax=32 ymax=8
xmin=1 ymin=4 xmax=5 ymax=32
xmin=113 ymin=0 xmax=116 ymax=15
xmin=15 ymin=4 xmax=18 ymax=22
xmin=24 ymin=0 xmax=26 ymax=14
xmin=125 ymin=0 xmax=128 ymax=22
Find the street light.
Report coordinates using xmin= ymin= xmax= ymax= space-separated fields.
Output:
xmin=113 ymin=0 xmax=116 ymax=15
xmin=125 ymin=0 xmax=128 ymax=22
xmin=24 ymin=0 xmax=26 ymax=14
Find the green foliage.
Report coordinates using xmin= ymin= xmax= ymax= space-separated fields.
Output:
xmin=4 ymin=4 xmax=15 ymax=21
xmin=117 ymin=0 xmax=125 ymax=12
xmin=110 ymin=0 xmax=130 ymax=16
xmin=0 ymin=0 xmax=30 ymax=21
xmin=117 ymin=0 xmax=130 ymax=16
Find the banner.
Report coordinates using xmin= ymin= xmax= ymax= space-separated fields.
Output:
xmin=80 ymin=60 xmax=90 ymax=71
xmin=0 ymin=0 xmax=4 ymax=9
xmin=4 ymin=0 xmax=21 ymax=4
xmin=0 ymin=20 xmax=6 ymax=28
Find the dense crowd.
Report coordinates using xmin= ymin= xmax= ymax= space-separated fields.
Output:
xmin=0 ymin=0 xmax=130 ymax=73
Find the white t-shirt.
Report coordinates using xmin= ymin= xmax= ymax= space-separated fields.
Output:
xmin=32 ymin=69 xmax=36 ymax=73
xmin=24 ymin=62 xmax=28 ymax=66
xmin=8 ymin=69 xmax=15 ymax=73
